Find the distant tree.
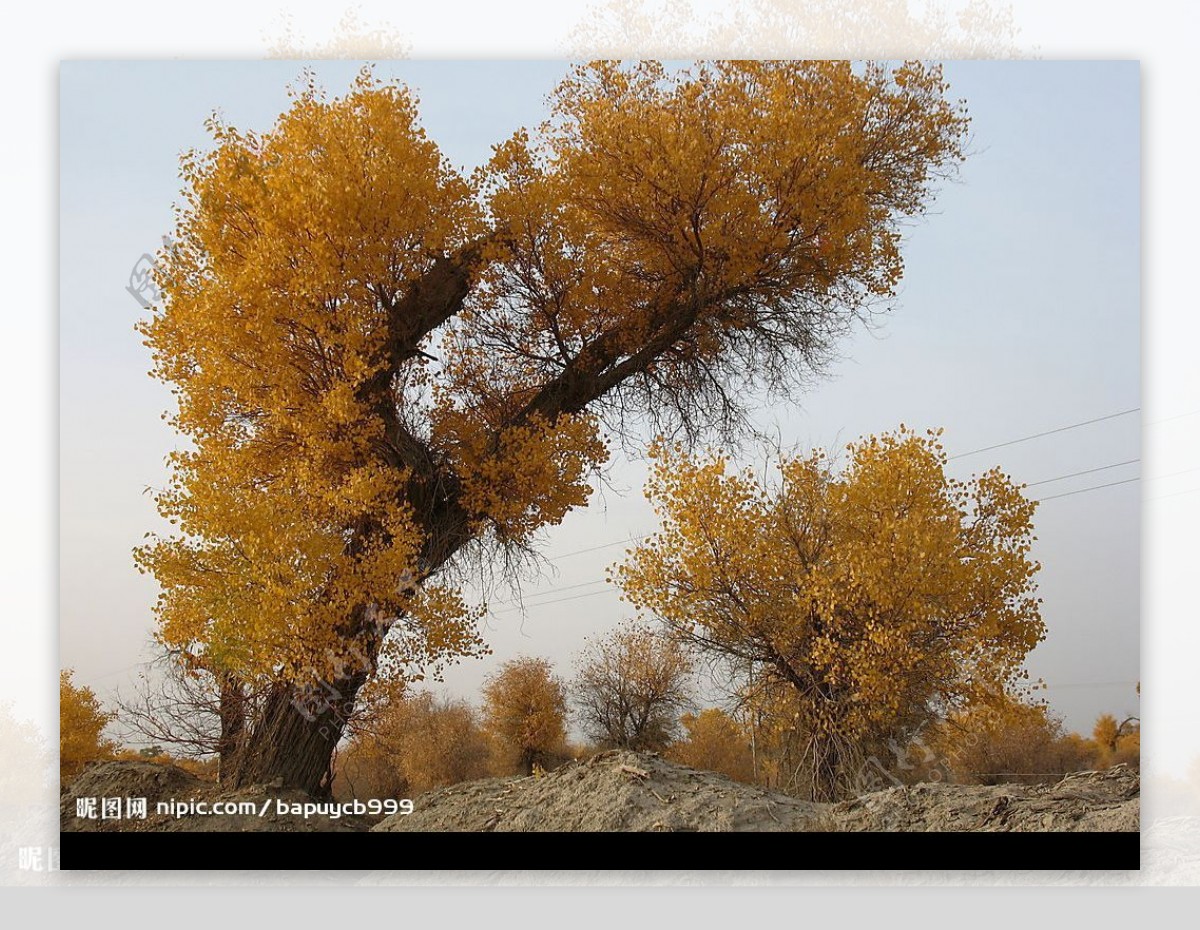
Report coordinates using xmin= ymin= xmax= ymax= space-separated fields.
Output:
xmin=481 ymin=657 xmax=567 ymax=775
xmin=1092 ymin=712 xmax=1139 ymax=770
xmin=335 ymin=681 xmax=489 ymax=800
xmin=928 ymin=693 xmax=1096 ymax=785
xmin=60 ymin=669 xmax=117 ymax=785
xmin=617 ymin=427 xmax=1045 ymax=799
xmin=1092 ymin=713 xmax=1120 ymax=755
xmin=667 ymin=708 xmax=757 ymax=784
xmin=571 ymin=621 xmax=693 ymax=751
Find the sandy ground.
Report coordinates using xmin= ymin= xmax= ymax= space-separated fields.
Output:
xmin=61 ymin=750 xmax=1138 ymax=833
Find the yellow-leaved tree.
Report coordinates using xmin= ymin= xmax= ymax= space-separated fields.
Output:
xmin=135 ymin=61 xmax=969 ymax=794
xmin=616 ymin=428 xmax=1044 ymax=799
xmin=481 ymin=657 xmax=568 ymax=775
xmin=60 ymin=670 xmax=117 ymax=785
xmin=668 ymin=708 xmax=757 ymax=784
xmin=922 ymin=692 xmax=1096 ymax=786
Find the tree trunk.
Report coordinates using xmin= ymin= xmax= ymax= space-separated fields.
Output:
xmin=215 ymin=673 xmax=246 ymax=785
xmin=226 ymin=665 xmax=371 ymax=797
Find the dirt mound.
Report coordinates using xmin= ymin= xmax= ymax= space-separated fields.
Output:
xmin=373 ymin=750 xmax=1139 ymax=832
xmin=373 ymin=752 xmax=820 ymax=832
xmin=61 ymin=761 xmax=369 ymax=832
xmin=61 ymin=753 xmax=1138 ymax=833
xmin=830 ymin=765 xmax=1139 ymax=832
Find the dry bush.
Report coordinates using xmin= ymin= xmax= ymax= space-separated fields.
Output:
xmin=112 ymin=746 xmax=219 ymax=781
xmin=335 ymin=687 xmax=490 ymax=801
xmin=926 ymin=695 xmax=1099 ymax=785
xmin=1092 ymin=713 xmax=1140 ymax=771
xmin=1113 ymin=728 xmax=1140 ymax=769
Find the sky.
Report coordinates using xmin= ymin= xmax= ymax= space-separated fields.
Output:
xmin=59 ymin=60 xmax=1142 ymax=743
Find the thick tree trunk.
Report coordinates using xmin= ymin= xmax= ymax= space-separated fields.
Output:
xmin=226 ymin=665 xmax=371 ymax=797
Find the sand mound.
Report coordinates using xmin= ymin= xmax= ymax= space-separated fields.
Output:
xmin=61 ymin=752 xmax=1138 ymax=832
xmin=373 ymin=750 xmax=1139 ymax=832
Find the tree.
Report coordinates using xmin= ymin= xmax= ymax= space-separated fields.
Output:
xmin=60 ymin=669 xmax=117 ymax=785
xmin=334 ymin=683 xmax=489 ymax=800
xmin=1091 ymin=712 xmax=1140 ymax=770
xmin=135 ymin=61 xmax=969 ymax=794
xmin=1092 ymin=713 xmax=1120 ymax=756
xmin=925 ymin=693 xmax=1096 ymax=785
xmin=616 ymin=428 xmax=1045 ymax=799
xmin=114 ymin=647 xmax=266 ymax=782
xmin=571 ymin=620 xmax=693 ymax=750
xmin=667 ymin=708 xmax=757 ymax=784
xmin=481 ymin=657 xmax=568 ymax=775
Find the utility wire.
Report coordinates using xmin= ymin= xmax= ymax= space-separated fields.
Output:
xmin=490 ymin=585 xmax=619 ymax=614
xmin=1024 ymin=459 xmax=1139 ymax=488
xmin=1147 ymin=408 xmax=1200 ymax=425
xmin=503 ymin=447 xmax=1151 ymax=606
xmin=1034 ymin=476 xmax=1141 ymax=502
xmin=552 ymin=535 xmax=650 ymax=560
xmin=948 ymin=408 xmax=1139 ymax=460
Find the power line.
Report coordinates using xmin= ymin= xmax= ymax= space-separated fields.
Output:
xmin=1024 ymin=459 xmax=1139 ymax=488
xmin=490 ymin=577 xmax=609 ymax=609
xmin=552 ymin=535 xmax=650 ymax=560
xmin=89 ymin=660 xmax=153 ymax=681
xmin=497 ymin=468 xmax=1145 ymax=609
xmin=1147 ymin=408 xmax=1200 ymax=425
xmin=489 ymin=585 xmax=619 ymax=614
xmin=1146 ymin=464 xmax=1200 ymax=482
xmin=499 ymin=447 xmax=1150 ymax=607
xmin=948 ymin=407 xmax=1139 ymax=461
xmin=1034 ymin=476 xmax=1140 ymax=502
xmin=1149 ymin=485 xmax=1200 ymax=503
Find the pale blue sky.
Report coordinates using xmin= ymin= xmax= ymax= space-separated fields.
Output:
xmin=59 ymin=60 xmax=1141 ymax=738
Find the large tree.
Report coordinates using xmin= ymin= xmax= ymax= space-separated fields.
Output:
xmin=615 ymin=429 xmax=1045 ymax=799
xmin=136 ymin=61 xmax=969 ymax=795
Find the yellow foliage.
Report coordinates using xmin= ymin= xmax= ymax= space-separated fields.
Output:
xmin=1091 ymin=712 xmax=1140 ymax=770
xmin=1092 ymin=713 xmax=1120 ymax=753
xmin=925 ymin=693 xmax=1095 ymax=785
xmin=1113 ymin=728 xmax=1140 ymax=769
xmin=135 ymin=61 xmax=969 ymax=707
xmin=335 ymin=683 xmax=490 ymax=800
xmin=481 ymin=657 xmax=568 ymax=775
xmin=617 ymin=427 xmax=1044 ymax=798
xmin=667 ymin=708 xmax=757 ymax=784
xmin=60 ymin=670 xmax=117 ymax=785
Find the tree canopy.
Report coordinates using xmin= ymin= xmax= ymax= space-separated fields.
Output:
xmin=615 ymin=428 xmax=1044 ymax=798
xmin=481 ymin=656 xmax=568 ymax=775
xmin=133 ymin=60 xmax=969 ymax=791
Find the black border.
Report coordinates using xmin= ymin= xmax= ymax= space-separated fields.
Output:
xmin=61 ymin=831 xmax=1139 ymax=871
